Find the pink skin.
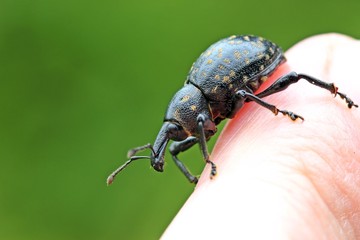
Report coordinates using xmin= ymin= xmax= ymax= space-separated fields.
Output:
xmin=162 ymin=33 xmax=360 ymax=239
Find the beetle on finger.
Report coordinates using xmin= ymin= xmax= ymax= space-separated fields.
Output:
xmin=107 ymin=35 xmax=358 ymax=185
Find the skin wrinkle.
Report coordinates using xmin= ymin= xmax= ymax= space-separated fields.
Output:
xmin=322 ymin=36 xmax=335 ymax=81
xmin=254 ymin=170 xmax=327 ymax=239
xmin=307 ymin=111 xmax=360 ymax=238
xmin=216 ymin=114 xmax=340 ymax=236
xmin=294 ymin=119 xmax=357 ymax=238
xmin=262 ymin=125 xmax=351 ymax=240
xmin=299 ymin=128 xmax=358 ymax=238
xmin=297 ymin=150 xmax=347 ymax=238
xmin=224 ymin=142 xmax=344 ymax=239
xmin=255 ymin=124 xmax=347 ymax=238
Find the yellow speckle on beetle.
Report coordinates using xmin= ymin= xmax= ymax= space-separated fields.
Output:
xmin=201 ymin=71 xmax=207 ymax=77
xmin=229 ymin=84 xmax=233 ymax=89
xmin=229 ymin=70 xmax=236 ymax=77
xmin=250 ymin=81 xmax=259 ymax=89
xmin=174 ymin=108 xmax=181 ymax=119
xmin=207 ymin=59 xmax=213 ymax=64
xmin=243 ymin=49 xmax=249 ymax=55
xmin=214 ymin=74 xmax=220 ymax=80
xmin=243 ymin=75 xmax=249 ymax=82
xmin=218 ymin=64 xmax=225 ymax=70
xmin=259 ymin=65 xmax=265 ymax=71
xmin=228 ymin=40 xmax=235 ymax=45
xmin=211 ymin=86 xmax=218 ymax=93
xmin=223 ymin=58 xmax=231 ymax=64
xmin=205 ymin=47 xmax=215 ymax=56
xmin=265 ymin=54 xmax=270 ymax=60
xmin=257 ymin=53 xmax=264 ymax=59
xmin=181 ymin=95 xmax=190 ymax=103
xmin=243 ymin=36 xmax=250 ymax=41
xmin=245 ymin=58 xmax=250 ymax=65
xmin=228 ymin=35 xmax=237 ymax=40
xmin=256 ymin=41 xmax=264 ymax=47
xmin=234 ymin=51 xmax=241 ymax=59
xmin=217 ymin=48 xmax=223 ymax=58
xmin=190 ymin=105 xmax=197 ymax=111
xmin=251 ymin=41 xmax=258 ymax=48
xmin=222 ymin=76 xmax=230 ymax=83
xmin=269 ymin=47 xmax=274 ymax=54
xmin=261 ymin=76 xmax=268 ymax=82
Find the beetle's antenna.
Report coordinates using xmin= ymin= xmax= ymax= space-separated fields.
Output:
xmin=107 ymin=156 xmax=150 ymax=185
xmin=127 ymin=143 xmax=155 ymax=158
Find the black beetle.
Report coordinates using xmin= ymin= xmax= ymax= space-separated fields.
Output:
xmin=107 ymin=35 xmax=358 ymax=185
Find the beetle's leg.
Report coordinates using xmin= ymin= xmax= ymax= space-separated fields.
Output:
xmin=236 ymin=90 xmax=304 ymax=121
xmin=169 ymin=137 xmax=199 ymax=184
xmin=197 ymin=114 xmax=217 ymax=179
xmin=254 ymin=72 xmax=358 ymax=108
xmin=107 ymin=155 xmax=151 ymax=185
xmin=127 ymin=143 xmax=155 ymax=158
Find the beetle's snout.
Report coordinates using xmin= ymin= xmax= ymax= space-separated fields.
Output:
xmin=153 ymin=162 xmax=164 ymax=172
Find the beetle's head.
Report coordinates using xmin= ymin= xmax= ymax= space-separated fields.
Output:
xmin=106 ymin=84 xmax=216 ymax=185
xmin=164 ymin=84 xmax=216 ymax=138
xmin=143 ymin=84 xmax=215 ymax=173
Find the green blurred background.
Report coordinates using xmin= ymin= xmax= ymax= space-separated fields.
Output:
xmin=0 ymin=0 xmax=359 ymax=239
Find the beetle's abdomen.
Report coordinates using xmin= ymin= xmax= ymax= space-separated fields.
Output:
xmin=187 ymin=35 xmax=285 ymax=103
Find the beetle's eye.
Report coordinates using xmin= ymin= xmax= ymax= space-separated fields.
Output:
xmin=167 ymin=123 xmax=187 ymax=141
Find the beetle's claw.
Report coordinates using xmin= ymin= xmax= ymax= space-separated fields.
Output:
xmin=190 ymin=176 xmax=199 ymax=184
xmin=347 ymin=101 xmax=358 ymax=108
xmin=279 ymin=110 xmax=304 ymax=121
xmin=206 ymin=160 xmax=217 ymax=179
xmin=335 ymin=91 xmax=358 ymax=108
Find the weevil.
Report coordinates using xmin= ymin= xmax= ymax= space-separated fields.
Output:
xmin=107 ymin=35 xmax=358 ymax=185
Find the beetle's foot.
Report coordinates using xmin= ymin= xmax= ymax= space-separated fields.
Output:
xmin=106 ymin=175 xmax=114 ymax=186
xmin=278 ymin=110 xmax=304 ymax=121
xmin=336 ymin=92 xmax=358 ymax=108
xmin=207 ymin=160 xmax=217 ymax=179
xmin=189 ymin=175 xmax=199 ymax=184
